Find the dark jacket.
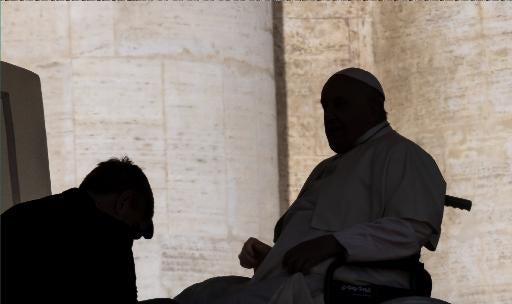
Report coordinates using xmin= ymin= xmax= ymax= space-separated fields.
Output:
xmin=1 ymin=188 xmax=138 ymax=304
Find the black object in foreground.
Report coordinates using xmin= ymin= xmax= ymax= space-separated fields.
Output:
xmin=444 ymin=195 xmax=472 ymax=211
xmin=139 ymin=299 xmax=179 ymax=304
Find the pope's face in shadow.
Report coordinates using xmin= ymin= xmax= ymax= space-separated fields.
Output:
xmin=321 ymin=75 xmax=381 ymax=154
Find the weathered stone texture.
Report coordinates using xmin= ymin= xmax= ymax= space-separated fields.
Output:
xmin=1 ymin=3 xmax=70 ymax=63
xmin=1 ymin=2 xmax=279 ymax=300
xmin=372 ymin=3 xmax=512 ymax=303
xmin=277 ymin=2 xmax=512 ymax=303
xmin=3 ymin=2 xmax=511 ymax=302
xmin=277 ymin=1 xmax=377 ymax=202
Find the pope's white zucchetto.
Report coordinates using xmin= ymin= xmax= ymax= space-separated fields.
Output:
xmin=335 ymin=67 xmax=385 ymax=99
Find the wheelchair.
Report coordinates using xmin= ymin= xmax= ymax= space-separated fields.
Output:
xmin=323 ymin=195 xmax=472 ymax=304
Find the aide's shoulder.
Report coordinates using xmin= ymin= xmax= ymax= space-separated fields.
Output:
xmin=1 ymin=189 xmax=81 ymax=223
xmin=1 ymin=193 xmax=65 ymax=232
xmin=2 ymin=193 xmax=54 ymax=215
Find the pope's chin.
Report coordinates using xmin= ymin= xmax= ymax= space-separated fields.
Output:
xmin=326 ymin=136 xmax=353 ymax=155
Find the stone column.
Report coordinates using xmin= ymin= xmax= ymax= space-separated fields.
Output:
xmin=372 ymin=3 xmax=512 ymax=303
xmin=1 ymin=2 xmax=279 ymax=299
xmin=274 ymin=2 xmax=377 ymax=206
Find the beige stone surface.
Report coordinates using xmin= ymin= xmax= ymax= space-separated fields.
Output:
xmin=3 ymin=2 xmax=511 ymax=302
xmin=277 ymin=2 xmax=512 ymax=303
xmin=1 ymin=3 xmax=70 ymax=63
xmin=34 ymin=61 xmax=77 ymax=192
xmin=1 ymin=2 xmax=279 ymax=300
xmin=70 ymin=3 xmax=115 ymax=57
xmin=277 ymin=2 xmax=377 ymax=201
xmin=372 ymin=3 xmax=512 ymax=302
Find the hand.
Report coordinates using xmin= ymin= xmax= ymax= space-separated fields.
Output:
xmin=282 ymin=235 xmax=347 ymax=275
xmin=238 ymin=237 xmax=272 ymax=270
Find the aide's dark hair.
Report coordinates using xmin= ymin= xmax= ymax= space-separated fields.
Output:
xmin=79 ymin=157 xmax=153 ymax=215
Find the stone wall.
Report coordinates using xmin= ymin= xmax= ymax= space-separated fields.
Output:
xmin=1 ymin=2 xmax=279 ymax=299
xmin=276 ymin=2 xmax=512 ymax=303
xmin=274 ymin=2 xmax=377 ymax=209
xmin=2 ymin=2 xmax=511 ymax=302
xmin=372 ymin=3 xmax=512 ymax=302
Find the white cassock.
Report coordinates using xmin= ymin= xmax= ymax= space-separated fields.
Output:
xmin=175 ymin=121 xmax=446 ymax=304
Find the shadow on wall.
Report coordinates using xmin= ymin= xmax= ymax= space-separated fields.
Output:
xmin=272 ymin=2 xmax=290 ymax=216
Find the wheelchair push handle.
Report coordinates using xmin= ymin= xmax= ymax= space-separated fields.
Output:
xmin=445 ymin=195 xmax=472 ymax=211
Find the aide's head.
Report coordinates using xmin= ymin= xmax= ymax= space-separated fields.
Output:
xmin=79 ymin=157 xmax=154 ymax=240
xmin=321 ymin=68 xmax=387 ymax=154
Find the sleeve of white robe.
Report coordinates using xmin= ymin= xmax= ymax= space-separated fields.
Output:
xmin=381 ymin=140 xmax=446 ymax=250
xmin=334 ymin=141 xmax=446 ymax=262
xmin=333 ymin=217 xmax=433 ymax=263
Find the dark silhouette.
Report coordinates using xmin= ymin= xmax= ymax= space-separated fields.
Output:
xmin=1 ymin=157 xmax=154 ymax=304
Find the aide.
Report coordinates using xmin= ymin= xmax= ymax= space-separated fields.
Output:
xmin=1 ymin=157 xmax=154 ymax=304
